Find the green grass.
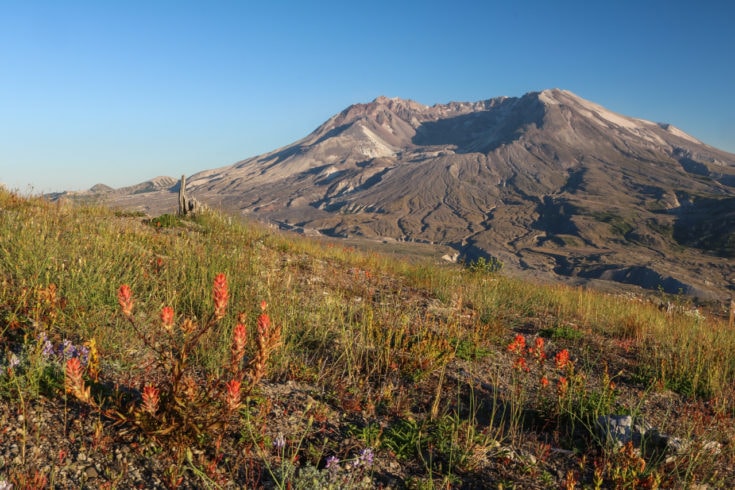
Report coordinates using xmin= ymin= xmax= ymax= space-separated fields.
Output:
xmin=1 ymin=187 xmax=734 ymax=488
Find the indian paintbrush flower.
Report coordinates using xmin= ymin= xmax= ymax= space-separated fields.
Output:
xmin=230 ymin=323 xmax=247 ymax=373
xmin=232 ymin=323 xmax=247 ymax=353
xmin=555 ymin=349 xmax=571 ymax=370
xmin=65 ymin=357 xmax=91 ymax=403
xmin=224 ymin=379 xmax=242 ymax=411
xmin=507 ymin=334 xmax=526 ymax=355
xmin=513 ymin=356 xmax=529 ymax=372
xmin=213 ymin=273 xmax=229 ymax=320
xmin=160 ymin=306 xmax=175 ymax=330
xmin=141 ymin=384 xmax=160 ymax=415
xmin=530 ymin=337 xmax=546 ymax=364
xmin=117 ymin=284 xmax=134 ymax=317
xmin=257 ymin=312 xmax=271 ymax=339
xmin=557 ymin=376 xmax=569 ymax=396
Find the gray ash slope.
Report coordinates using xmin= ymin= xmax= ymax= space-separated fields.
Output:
xmin=105 ymin=89 xmax=735 ymax=299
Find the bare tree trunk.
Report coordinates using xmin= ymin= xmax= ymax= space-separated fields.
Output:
xmin=178 ymin=174 xmax=187 ymax=216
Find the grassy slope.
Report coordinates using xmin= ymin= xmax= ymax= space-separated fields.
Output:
xmin=1 ymin=188 xmax=734 ymax=488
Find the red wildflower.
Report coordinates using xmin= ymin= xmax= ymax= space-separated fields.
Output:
xmin=160 ymin=306 xmax=174 ymax=330
xmin=141 ymin=385 xmax=160 ymax=415
xmin=257 ymin=312 xmax=271 ymax=339
xmin=507 ymin=334 xmax=526 ymax=355
xmin=213 ymin=273 xmax=229 ymax=320
xmin=230 ymin=323 xmax=248 ymax=370
xmin=557 ymin=376 xmax=569 ymax=396
xmin=555 ymin=349 xmax=571 ymax=370
xmin=513 ymin=356 xmax=529 ymax=372
xmin=65 ymin=357 xmax=90 ymax=403
xmin=117 ymin=284 xmax=134 ymax=317
xmin=540 ymin=376 xmax=549 ymax=388
xmin=530 ymin=337 xmax=547 ymax=364
xmin=260 ymin=300 xmax=267 ymax=312
xmin=225 ymin=379 xmax=242 ymax=411
xmin=232 ymin=323 xmax=247 ymax=353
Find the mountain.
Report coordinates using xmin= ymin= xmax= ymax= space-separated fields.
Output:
xmin=51 ymin=176 xmax=179 ymax=202
xmin=101 ymin=89 xmax=735 ymax=299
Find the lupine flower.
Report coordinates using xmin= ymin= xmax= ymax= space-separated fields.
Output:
xmin=160 ymin=306 xmax=175 ymax=330
xmin=141 ymin=384 xmax=160 ymax=415
xmin=555 ymin=349 xmax=571 ymax=370
xmin=42 ymin=339 xmax=55 ymax=360
xmin=507 ymin=334 xmax=526 ymax=354
xmin=213 ymin=273 xmax=229 ymax=320
xmin=77 ymin=345 xmax=90 ymax=366
xmin=325 ymin=455 xmax=340 ymax=471
xmin=62 ymin=339 xmax=76 ymax=360
xmin=359 ymin=448 xmax=374 ymax=466
xmin=273 ymin=432 xmax=286 ymax=450
xmin=224 ymin=379 xmax=241 ymax=411
xmin=118 ymin=284 xmax=134 ymax=317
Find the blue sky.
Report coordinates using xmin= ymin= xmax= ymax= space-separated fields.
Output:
xmin=2 ymin=1 xmax=734 ymax=193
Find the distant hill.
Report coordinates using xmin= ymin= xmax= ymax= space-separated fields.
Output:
xmin=99 ymin=89 xmax=735 ymax=299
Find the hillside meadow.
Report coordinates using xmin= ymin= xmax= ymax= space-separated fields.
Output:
xmin=1 ymin=187 xmax=734 ymax=489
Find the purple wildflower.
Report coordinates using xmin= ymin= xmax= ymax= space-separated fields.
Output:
xmin=42 ymin=340 xmax=55 ymax=360
xmin=78 ymin=345 xmax=90 ymax=367
xmin=273 ymin=433 xmax=285 ymax=450
xmin=325 ymin=455 xmax=340 ymax=471
xmin=359 ymin=448 xmax=374 ymax=466
xmin=62 ymin=340 xmax=76 ymax=359
xmin=8 ymin=353 xmax=20 ymax=369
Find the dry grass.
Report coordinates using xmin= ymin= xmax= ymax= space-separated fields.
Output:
xmin=1 ymin=188 xmax=734 ymax=488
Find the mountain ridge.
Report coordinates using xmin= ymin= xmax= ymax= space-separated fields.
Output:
xmin=86 ymin=89 xmax=735 ymax=299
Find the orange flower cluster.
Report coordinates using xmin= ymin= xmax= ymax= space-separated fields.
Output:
xmin=557 ymin=376 xmax=569 ymax=396
xmin=142 ymin=385 xmax=160 ymax=415
xmin=117 ymin=284 xmax=134 ymax=317
xmin=507 ymin=334 xmax=526 ymax=355
xmin=554 ymin=349 xmax=571 ymax=370
xmin=513 ymin=356 xmax=529 ymax=372
xmin=160 ymin=306 xmax=174 ymax=330
xmin=65 ymin=357 xmax=91 ymax=403
xmin=213 ymin=273 xmax=229 ymax=320
xmin=229 ymin=323 xmax=247 ymax=375
xmin=224 ymin=379 xmax=241 ymax=412
xmin=529 ymin=337 xmax=547 ymax=364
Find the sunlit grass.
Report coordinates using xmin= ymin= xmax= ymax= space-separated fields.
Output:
xmin=1 ymin=187 xmax=733 ymax=487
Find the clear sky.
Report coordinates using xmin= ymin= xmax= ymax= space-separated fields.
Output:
xmin=2 ymin=1 xmax=734 ymax=193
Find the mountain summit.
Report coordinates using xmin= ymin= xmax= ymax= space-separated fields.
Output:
xmin=105 ymin=89 xmax=735 ymax=298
